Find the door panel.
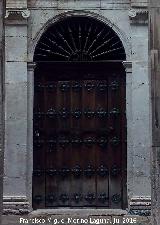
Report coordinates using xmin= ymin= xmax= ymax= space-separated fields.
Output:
xmin=107 ymin=75 xmax=123 ymax=209
xmin=33 ymin=63 xmax=127 ymax=209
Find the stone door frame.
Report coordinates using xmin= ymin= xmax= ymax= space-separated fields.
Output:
xmin=27 ymin=60 xmax=132 ymax=212
xmin=26 ymin=11 xmax=133 ymax=211
xmin=3 ymin=9 xmax=151 ymax=216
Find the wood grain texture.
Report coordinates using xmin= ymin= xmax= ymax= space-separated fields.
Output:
xmin=32 ymin=62 xmax=126 ymax=209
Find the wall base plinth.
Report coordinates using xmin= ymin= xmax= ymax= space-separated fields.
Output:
xmin=3 ymin=196 xmax=30 ymax=215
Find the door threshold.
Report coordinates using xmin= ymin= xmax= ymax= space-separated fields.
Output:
xmin=29 ymin=208 xmax=128 ymax=217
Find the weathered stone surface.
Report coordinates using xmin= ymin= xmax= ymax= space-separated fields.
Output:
xmin=3 ymin=177 xmax=26 ymax=196
xmin=56 ymin=0 xmax=101 ymax=8
xmin=5 ymin=82 xmax=27 ymax=121
xmin=29 ymin=208 xmax=128 ymax=216
xmin=5 ymin=36 xmax=27 ymax=62
xmin=28 ymin=0 xmax=130 ymax=9
xmin=4 ymin=0 xmax=151 ymax=215
xmin=131 ymin=0 xmax=148 ymax=8
xmin=0 ymin=0 xmax=5 ymax=223
xmin=5 ymin=26 xmax=27 ymax=37
xmin=5 ymin=62 xmax=27 ymax=83
xmin=6 ymin=0 xmax=27 ymax=8
xmin=149 ymin=1 xmax=160 ymax=224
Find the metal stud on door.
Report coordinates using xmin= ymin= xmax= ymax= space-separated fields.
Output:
xmin=33 ymin=63 xmax=126 ymax=209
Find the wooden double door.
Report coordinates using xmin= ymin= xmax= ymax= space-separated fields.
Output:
xmin=33 ymin=62 xmax=127 ymax=209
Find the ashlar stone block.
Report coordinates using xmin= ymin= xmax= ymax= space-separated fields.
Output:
xmin=5 ymin=62 xmax=27 ymax=83
xmin=5 ymin=82 xmax=27 ymax=121
xmin=5 ymin=36 xmax=27 ymax=62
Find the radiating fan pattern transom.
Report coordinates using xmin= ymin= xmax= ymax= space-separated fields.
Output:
xmin=34 ymin=17 xmax=126 ymax=62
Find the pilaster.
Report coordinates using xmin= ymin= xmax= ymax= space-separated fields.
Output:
xmin=27 ymin=62 xmax=36 ymax=211
xmin=4 ymin=1 xmax=30 ymax=214
xmin=123 ymin=59 xmax=151 ymax=216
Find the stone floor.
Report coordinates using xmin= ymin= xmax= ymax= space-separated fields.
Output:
xmin=2 ymin=214 xmax=151 ymax=225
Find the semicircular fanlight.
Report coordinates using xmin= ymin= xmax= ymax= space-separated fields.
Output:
xmin=34 ymin=17 xmax=126 ymax=62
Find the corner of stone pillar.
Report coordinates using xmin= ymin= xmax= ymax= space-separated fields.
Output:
xmin=26 ymin=61 xmax=37 ymax=212
xmin=27 ymin=62 xmax=37 ymax=72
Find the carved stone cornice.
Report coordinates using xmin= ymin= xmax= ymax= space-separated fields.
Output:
xmin=128 ymin=8 xmax=148 ymax=24
xmin=5 ymin=9 xmax=30 ymax=25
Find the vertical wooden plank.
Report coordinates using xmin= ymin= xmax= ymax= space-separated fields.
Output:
xmin=55 ymin=79 xmax=71 ymax=207
xmin=108 ymin=72 xmax=122 ymax=209
xmin=119 ymin=71 xmax=127 ymax=209
xmin=82 ymin=78 xmax=96 ymax=206
xmin=33 ymin=62 xmax=127 ymax=209
xmin=95 ymin=77 xmax=109 ymax=207
xmin=45 ymin=77 xmax=58 ymax=207
xmin=70 ymin=76 xmax=84 ymax=207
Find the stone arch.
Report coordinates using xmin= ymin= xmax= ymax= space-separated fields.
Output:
xmin=29 ymin=10 xmax=130 ymax=210
xmin=29 ymin=10 xmax=131 ymax=62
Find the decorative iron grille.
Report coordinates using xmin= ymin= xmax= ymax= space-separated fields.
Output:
xmin=34 ymin=17 xmax=126 ymax=62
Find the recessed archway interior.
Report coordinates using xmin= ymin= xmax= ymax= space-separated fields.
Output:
xmin=33 ymin=16 xmax=127 ymax=210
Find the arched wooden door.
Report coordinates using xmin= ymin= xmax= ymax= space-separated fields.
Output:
xmin=33 ymin=17 xmax=127 ymax=209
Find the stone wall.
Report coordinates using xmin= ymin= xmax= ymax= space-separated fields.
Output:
xmin=3 ymin=0 xmax=151 ymax=215
xmin=0 ymin=1 xmax=4 ymax=223
xmin=149 ymin=1 xmax=160 ymax=224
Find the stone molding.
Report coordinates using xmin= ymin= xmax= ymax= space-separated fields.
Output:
xmin=128 ymin=8 xmax=148 ymax=24
xmin=122 ymin=61 xmax=132 ymax=73
xmin=5 ymin=8 xmax=30 ymax=25
xmin=129 ymin=196 xmax=151 ymax=216
xmin=130 ymin=196 xmax=151 ymax=206
xmin=27 ymin=62 xmax=37 ymax=72
xmin=5 ymin=9 xmax=30 ymax=19
xmin=30 ymin=10 xmax=132 ymax=62
xmin=3 ymin=196 xmax=30 ymax=214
